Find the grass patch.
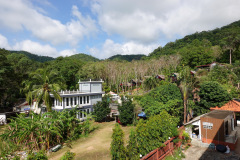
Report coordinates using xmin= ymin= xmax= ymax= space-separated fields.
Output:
xmin=48 ymin=121 xmax=134 ymax=160
xmin=165 ymin=148 xmax=185 ymax=160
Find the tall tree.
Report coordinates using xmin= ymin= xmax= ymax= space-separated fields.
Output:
xmin=92 ymin=95 xmax=110 ymax=122
xmin=118 ymin=96 xmax=135 ymax=125
xmin=197 ymin=81 xmax=232 ymax=114
xmin=220 ymin=28 xmax=240 ymax=64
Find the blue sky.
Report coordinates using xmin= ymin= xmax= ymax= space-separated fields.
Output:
xmin=1 ymin=0 xmax=240 ymax=59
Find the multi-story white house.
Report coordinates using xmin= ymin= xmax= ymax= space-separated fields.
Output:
xmin=52 ymin=79 xmax=104 ymax=121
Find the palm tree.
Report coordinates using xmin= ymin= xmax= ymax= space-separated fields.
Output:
xmin=178 ymin=66 xmax=195 ymax=124
xmin=25 ymin=69 xmax=62 ymax=112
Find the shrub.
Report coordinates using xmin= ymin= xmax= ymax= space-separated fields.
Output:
xmin=110 ymin=123 xmax=126 ymax=160
xmin=126 ymin=129 xmax=139 ymax=160
xmin=60 ymin=150 xmax=76 ymax=160
xmin=27 ymin=150 xmax=48 ymax=160
xmin=136 ymin=111 xmax=178 ymax=156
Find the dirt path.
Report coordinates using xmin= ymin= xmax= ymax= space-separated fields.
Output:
xmin=49 ymin=121 xmax=132 ymax=160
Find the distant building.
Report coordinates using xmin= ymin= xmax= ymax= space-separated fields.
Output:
xmin=51 ymin=79 xmax=104 ymax=121
xmin=155 ymin=75 xmax=165 ymax=80
xmin=170 ymin=73 xmax=179 ymax=82
xmin=196 ymin=62 xmax=225 ymax=71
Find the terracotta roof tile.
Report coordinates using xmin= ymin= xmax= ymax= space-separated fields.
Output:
xmin=210 ymin=100 xmax=240 ymax=112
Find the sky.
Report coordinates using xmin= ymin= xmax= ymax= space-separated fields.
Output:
xmin=1 ymin=0 xmax=240 ymax=59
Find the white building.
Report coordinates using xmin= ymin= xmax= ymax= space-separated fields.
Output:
xmin=51 ymin=79 xmax=104 ymax=121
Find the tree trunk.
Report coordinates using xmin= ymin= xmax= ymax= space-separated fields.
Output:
xmin=230 ymin=49 xmax=232 ymax=64
xmin=184 ymin=98 xmax=187 ymax=124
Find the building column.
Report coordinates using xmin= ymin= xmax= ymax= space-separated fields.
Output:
xmin=69 ymin=97 xmax=71 ymax=106
xmin=64 ymin=97 xmax=66 ymax=107
xmin=54 ymin=99 xmax=57 ymax=107
xmin=77 ymin=96 xmax=79 ymax=105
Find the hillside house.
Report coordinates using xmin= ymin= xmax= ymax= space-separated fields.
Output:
xmin=185 ymin=110 xmax=239 ymax=150
xmin=155 ymin=75 xmax=165 ymax=80
xmin=196 ymin=62 xmax=225 ymax=71
xmin=51 ymin=79 xmax=104 ymax=121
xmin=170 ymin=73 xmax=179 ymax=82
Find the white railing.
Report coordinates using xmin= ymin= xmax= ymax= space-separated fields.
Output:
xmin=58 ymin=90 xmax=83 ymax=95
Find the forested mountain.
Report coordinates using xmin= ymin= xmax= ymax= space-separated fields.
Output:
xmin=68 ymin=53 xmax=99 ymax=62
xmin=108 ymin=54 xmax=146 ymax=61
xmin=10 ymin=50 xmax=54 ymax=62
xmin=148 ymin=20 xmax=240 ymax=65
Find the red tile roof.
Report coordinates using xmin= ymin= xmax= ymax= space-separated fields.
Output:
xmin=210 ymin=100 xmax=240 ymax=112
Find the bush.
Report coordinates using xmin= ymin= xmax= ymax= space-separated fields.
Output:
xmin=165 ymin=148 xmax=185 ymax=160
xmin=126 ymin=129 xmax=139 ymax=160
xmin=182 ymin=131 xmax=191 ymax=144
xmin=110 ymin=123 xmax=126 ymax=160
xmin=27 ymin=150 xmax=48 ymax=160
xmin=60 ymin=150 xmax=76 ymax=160
xmin=136 ymin=111 xmax=178 ymax=156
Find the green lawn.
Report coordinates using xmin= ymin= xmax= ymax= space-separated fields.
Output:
xmin=49 ymin=121 xmax=133 ymax=160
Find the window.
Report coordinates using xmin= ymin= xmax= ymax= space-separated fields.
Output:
xmin=74 ymin=97 xmax=77 ymax=105
xmin=66 ymin=98 xmax=69 ymax=106
xmin=87 ymin=96 xmax=89 ymax=103
xmin=203 ymin=122 xmax=213 ymax=129
xmin=87 ymin=109 xmax=90 ymax=114
xmin=80 ymin=111 xmax=82 ymax=118
xmin=84 ymin=96 xmax=86 ymax=104
xmin=80 ymin=97 xmax=82 ymax=104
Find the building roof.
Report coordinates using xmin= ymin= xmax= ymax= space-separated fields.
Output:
xmin=202 ymin=110 xmax=233 ymax=119
xmin=184 ymin=113 xmax=207 ymax=125
xmin=156 ymin=75 xmax=165 ymax=79
xmin=210 ymin=100 xmax=240 ymax=112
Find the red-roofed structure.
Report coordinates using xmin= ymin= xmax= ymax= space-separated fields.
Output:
xmin=210 ymin=100 xmax=240 ymax=113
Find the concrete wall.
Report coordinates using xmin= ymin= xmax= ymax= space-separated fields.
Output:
xmin=79 ymin=82 xmax=102 ymax=93
xmin=80 ymin=83 xmax=91 ymax=92
xmin=91 ymin=83 xmax=102 ymax=92
xmin=91 ymin=94 xmax=102 ymax=105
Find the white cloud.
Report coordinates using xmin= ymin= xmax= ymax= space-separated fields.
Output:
xmin=0 ymin=34 xmax=11 ymax=49
xmin=59 ymin=49 xmax=78 ymax=57
xmin=89 ymin=39 xmax=158 ymax=59
xmin=12 ymin=40 xmax=59 ymax=57
xmin=92 ymin=0 xmax=240 ymax=43
xmin=0 ymin=0 xmax=98 ymax=45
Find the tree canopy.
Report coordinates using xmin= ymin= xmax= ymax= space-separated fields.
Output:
xmin=197 ymin=81 xmax=232 ymax=114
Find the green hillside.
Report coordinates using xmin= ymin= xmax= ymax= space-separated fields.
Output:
xmin=68 ymin=53 xmax=99 ymax=62
xmin=10 ymin=50 xmax=54 ymax=62
xmin=108 ymin=54 xmax=146 ymax=61
xmin=148 ymin=20 xmax=240 ymax=64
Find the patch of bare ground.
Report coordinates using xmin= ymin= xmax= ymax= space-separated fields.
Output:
xmin=183 ymin=145 xmax=240 ymax=160
xmin=48 ymin=121 xmax=133 ymax=160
